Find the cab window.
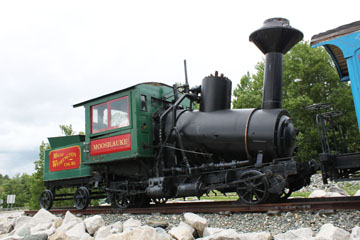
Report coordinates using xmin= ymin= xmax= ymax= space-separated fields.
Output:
xmin=91 ymin=96 xmax=129 ymax=133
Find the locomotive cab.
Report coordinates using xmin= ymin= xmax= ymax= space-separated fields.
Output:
xmin=72 ymin=83 xmax=191 ymax=172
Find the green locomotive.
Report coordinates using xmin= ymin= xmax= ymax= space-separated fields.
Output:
xmin=40 ymin=18 xmax=316 ymax=210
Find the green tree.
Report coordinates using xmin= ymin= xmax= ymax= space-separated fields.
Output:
xmin=2 ymin=173 xmax=32 ymax=208
xmin=233 ymin=41 xmax=360 ymax=161
xmin=29 ymin=141 xmax=50 ymax=209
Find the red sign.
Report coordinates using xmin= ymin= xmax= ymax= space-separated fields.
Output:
xmin=49 ymin=146 xmax=81 ymax=172
xmin=90 ymin=133 xmax=131 ymax=156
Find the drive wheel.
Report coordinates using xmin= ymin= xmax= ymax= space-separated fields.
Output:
xmin=152 ymin=198 xmax=168 ymax=205
xmin=280 ymin=188 xmax=292 ymax=200
xmin=74 ymin=187 xmax=90 ymax=210
xmin=236 ymin=170 xmax=269 ymax=205
xmin=112 ymin=193 xmax=134 ymax=209
xmin=40 ymin=190 xmax=54 ymax=210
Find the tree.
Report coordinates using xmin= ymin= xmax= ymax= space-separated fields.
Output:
xmin=233 ymin=41 xmax=360 ymax=161
xmin=29 ymin=141 xmax=50 ymax=209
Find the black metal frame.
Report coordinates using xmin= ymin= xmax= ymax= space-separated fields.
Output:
xmin=307 ymin=103 xmax=360 ymax=183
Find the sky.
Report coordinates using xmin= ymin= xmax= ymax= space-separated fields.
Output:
xmin=0 ymin=0 xmax=359 ymax=177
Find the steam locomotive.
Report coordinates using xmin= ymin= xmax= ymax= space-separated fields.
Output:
xmin=40 ymin=18 xmax=315 ymax=210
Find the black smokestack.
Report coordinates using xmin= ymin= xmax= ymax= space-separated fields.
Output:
xmin=249 ymin=18 xmax=303 ymax=109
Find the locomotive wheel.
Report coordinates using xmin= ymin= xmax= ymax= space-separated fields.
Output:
xmin=112 ymin=193 xmax=134 ymax=209
xmin=74 ymin=187 xmax=90 ymax=210
xmin=40 ymin=190 xmax=54 ymax=210
xmin=152 ymin=198 xmax=168 ymax=205
xmin=280 ymin=188 xmax=292 ymax=200
xmin=236 ymin=170 xmax=269 ymax=205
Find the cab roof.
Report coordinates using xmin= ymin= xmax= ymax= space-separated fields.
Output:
xmin=73 ymin=82 xmax=172 ymax=108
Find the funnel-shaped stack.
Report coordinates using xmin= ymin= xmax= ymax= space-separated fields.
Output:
xmin=250 ymin=18 xmax=303 ymax=109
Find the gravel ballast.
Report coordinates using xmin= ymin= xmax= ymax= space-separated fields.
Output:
xmin=95 ymin=174 xmax=360 ymax=236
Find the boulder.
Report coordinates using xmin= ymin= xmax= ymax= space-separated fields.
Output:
xmin=184 ymin=213 xmax=207 ymax=236
xmin=94 ymin=221 xmax=123 ymax=240
xmin=49 ymin=230 xmax=69 ymax=240
xmin=23 ymin=233 xmax=48 ymax=240
xmin=309 ymin=190 xmax=327 ymax=198
xmin=31 ymin=223 xmax=55 ymax=236
xmin=122 ymin=218 xmax=141 ymax=232
xmin=84 ymin=215 xmax=105 ymax=235
xmin=327 ymin=185 xmax=349 ymax=196
xmin=11 ymin=216 xmax=32 ymax=235
xmin=1 ymin=234 xmax=24 ymax=240
xmin=147 ymin=219 xmax=169 ymax=229
xmin=203 ymin=227 xmax=223 ymax=237
xmin=315 ymin=223 xmax=350 ymax=240
xmin=274 ymin=228 xmax=314 ymax=240
xmin=156 ymin=228 xmax=173 ymax=240
xmin=326 ymin=192 xmax=344 ymax=198
xmin=94 ymin=226 xmax=112 ymax=240
xmin=169 ymin=226 xmax=195 ymax=240
xmin=179 ymin=221 xmax=197 ymax=238
xmin=105 ymin=225 xmax=171 ymax=240
xmin=350 ymin=226 xmax=360 ymax=240
xmin=56 ymin=211 xmax=83 ymax=233
xmin=238 ymin=231 xmax=272 ymax=240
xmin=0 ymin=217 xmax=16 ymax=235
xmin=65 ymin=222 xmax=86 ymax=240
xmin=79 ymin=232 xmax=93 ymax=240
xmin=31 ymin=209 xmax=57 ymax=227
xmin=109 ymin=221 xmax=123 ymax=234
xmin=198 ymin=229 xmax=239 ymax=240
xmin=62 ymin=211 xmax=83 ymax=226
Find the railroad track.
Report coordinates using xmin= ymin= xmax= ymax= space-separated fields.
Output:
xmin=24 ymin=196 xmax=360 ymax=216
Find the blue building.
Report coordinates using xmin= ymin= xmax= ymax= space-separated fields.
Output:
xmin=311 ymin=21 xmax=360 ymax=132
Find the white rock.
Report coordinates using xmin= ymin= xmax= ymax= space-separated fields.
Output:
xmin=30 ymin=222 xmax=56 ymax=236
xmin=179 ymin=221 xmax=197 ymax=238
xmin=238 ymin=231 xmax=272 ymax=240
xmin=315 ymin=223 xmax=350 ymax=240
xmin=80 ymin=232 xmax=94 ymax=240
xmin=66 ymin=222 xmax=86 ymax=240
xmin=0 ymin=217 xmax=16 ymax=234
xmin=109 ymin=221 xmax=123 ymax=234
xmin=57 ymin=211 xmax=84 ymax=233
xmin=122 ymin=218 xmax=141 ymax=232
xmin=62 ymin=211 xmax=83 ymax=225
xmin=156 ymin=227 xmax=173 ymax=240
xmin=0 ymin=235 xmax=24 ymax=240
xmin=169 ymin=226 xmax=195 ymax=240
xmin=31 ymin=208 xmax=57 ymax=226
xmin=11 ymin=216 xmax=31 ymax=235
xmin=327 ymin=185 xmax=349 ymax=196
xmin=203 ymin=227 xmax=223 ymax=237
xmin=350 ymin=226 xmax=360 ymax=240
xmin=184 ymin=213 xmax=207 ymax=235
xmin=105 ymin=225 xmax=171 ymax=240
xmin=30 ymin=222 xmax=52 ymax=233
xmin=49 ymin=230 xmax=69 ymax=240
xmin=84 ymin=215 xmax=105 ymax=235
xmin=274 ymin=228 xmax=314 ymax=240
xmin=198 ymin=229 xmax=239 ymax=240
xmin=92 ymin=221 xmax=123 ymax=240
xmin=94 ymin=226 xmax=112 ymax=240
xmin=326 ymin=192 xmax=344 ymax=198
xmin=354 ymin=190 xmax=360 ymax=197
xmin=309 ymin=190 xmax=327 ymax=198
